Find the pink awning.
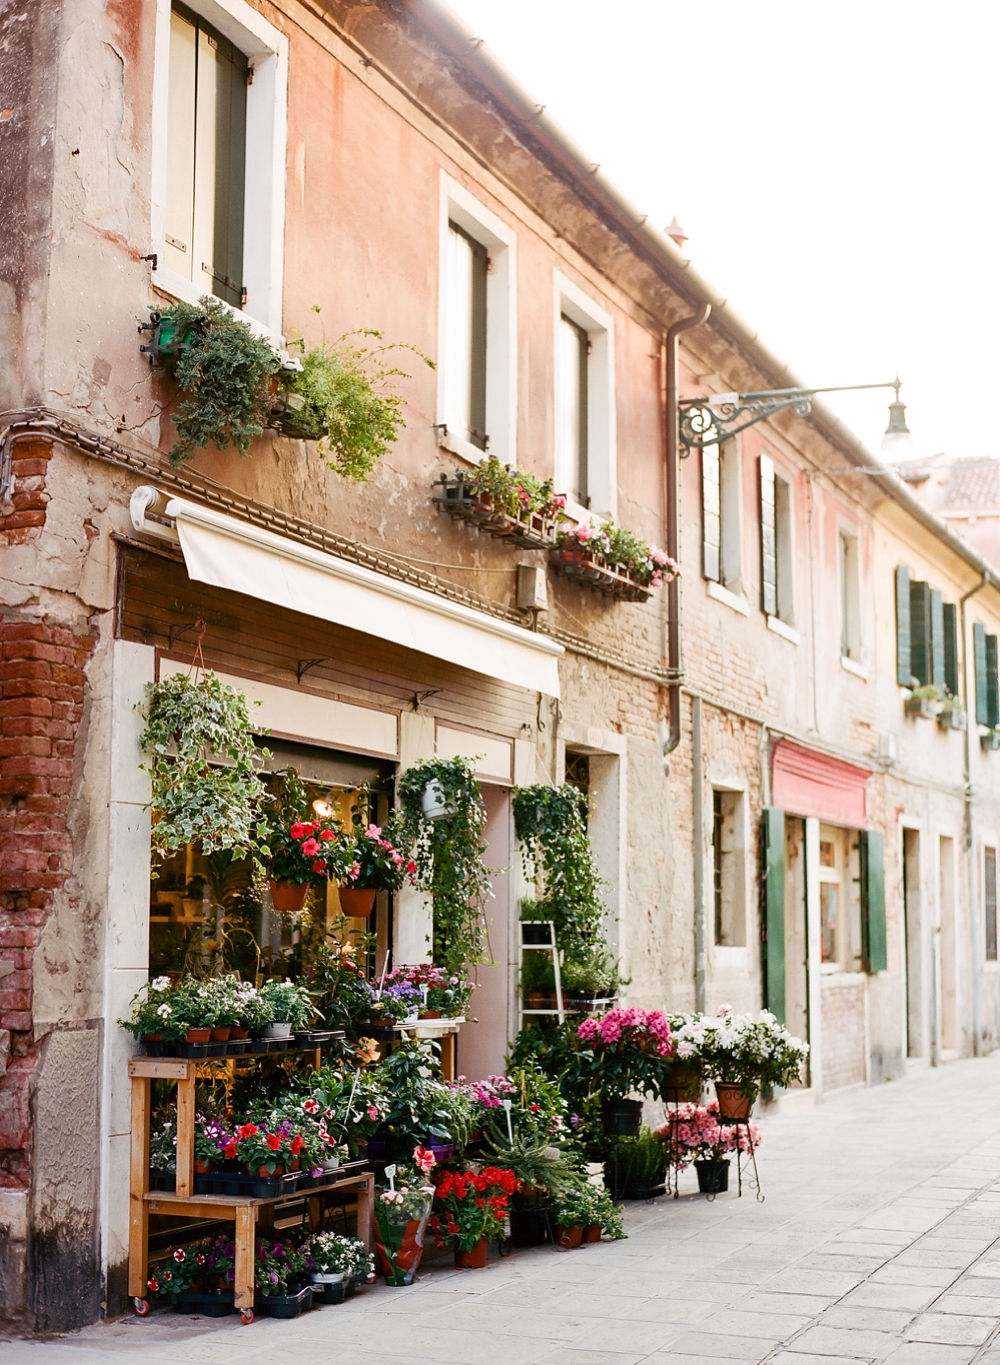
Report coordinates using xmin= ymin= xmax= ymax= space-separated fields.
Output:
xmin=771 ymin=738 xmax=870 ymax=827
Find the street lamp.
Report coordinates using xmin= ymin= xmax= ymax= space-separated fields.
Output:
xmin=678 ymin=378 xmax=906 ymax=452
xmin=879 ymin=377 xmax=917 ymax=462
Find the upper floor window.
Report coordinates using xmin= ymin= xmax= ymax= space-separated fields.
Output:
xmin=553 ymin=273 xmax=616 ymax=521
xmin=151 ymin=0 xmax=288 ymax=332
xmin=702 ymin=438 xmax=742 ymax=593
xmin=839 ymin=530 xmax=861 ymax=660
xmin=895 ymin=564 xmax=960 ymax=694
xmin=558 ymin=314 xmax=589 ymax=506
xmin=437 ymin=176 xmax=517 ymax=466
xmin=759 ymin=454 xmax=793 ymax=622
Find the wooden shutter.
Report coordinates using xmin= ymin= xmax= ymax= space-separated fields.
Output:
xmin=895 ymin=565 xmax=911 ymax=685
xmin=762 ymin=807 xmax=785 ymax=1024
xmin=193 ymin=17 xmax=247 ymax=308
xmin=930 ymin=589 xmax=946 ymax=692
xmin=702 ymin=443 xmax=721 ymax=581
xmin=860 ymin=828 xmax=887 ymax=973
xmin=165 ymin=6 xmax=198 ymax=279
xmin=759 ymin=455 xmax=777 ymax=616
xmin=943 ymin=602 xmax=959 ymax=697
xmin=909 ymin=580 xmax=931 ymax=686
xmin=987 ymin=634 xmax=999 ymax=728
xmin=986 ymin=847 xmax=998 ymax=962
xmin=975 ymin=623 xmax=989 ymax=724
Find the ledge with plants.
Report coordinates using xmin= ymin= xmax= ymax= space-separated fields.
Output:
xmin=140 ymin=298 xmax=432 ymax=472
xmin=551 ymin=522 xmax=679 ymax=603
xmin=433 ymin=456 xmax=566 ymax=549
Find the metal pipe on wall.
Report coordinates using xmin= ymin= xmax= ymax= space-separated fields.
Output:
xmin=692 ymin=695 xmax=706 ymax=1012
xmin=960 ymin=573 xmax=988 ymax=1057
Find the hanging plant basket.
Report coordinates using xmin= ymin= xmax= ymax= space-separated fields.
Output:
xmin=267 ymin=388 xmax=330 ymax=441
xmin=549 ymin=546 xmax=653 ymax=602
xmin=138 ymin=311 xmax=201 ymax=367
xmin=269 ymin=879 xmax=311 ymax=914
xmin=433 ymin=474 xmax=559 ymax=549
xmin=338 ymin=886 xmax=377 ymax=918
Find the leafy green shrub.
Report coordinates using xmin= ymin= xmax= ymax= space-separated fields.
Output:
xmin=513 ymin=785 xmax=606 ymax=962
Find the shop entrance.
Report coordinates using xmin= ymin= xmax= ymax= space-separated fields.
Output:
xmin=455 ymin=783 xmax=512 ymax=1080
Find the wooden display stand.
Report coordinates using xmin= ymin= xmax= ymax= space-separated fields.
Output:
xmin=128 ymin=1056 xmax=373 ymax=1323
xmin=368 ymin=1018 xmax=463 ymax=1079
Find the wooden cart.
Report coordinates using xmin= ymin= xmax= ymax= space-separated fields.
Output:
xmin=128 ymin=1056 xmax=373 ymax=1323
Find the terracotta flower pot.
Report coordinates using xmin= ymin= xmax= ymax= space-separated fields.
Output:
xmin=557 ymin=1224 xmax=583 ymax=1249
xmin=419 ymin=1009 xmax=442 ymax=1020
xmin=230 ymin=1027 xmax=249 ymax=1040
xmin=210 ymin=1026 xmax=231 ymax=1042
xmin=248 ymin=1163 xmax=284 ymax=1177
xmin=269 ymin=879 xmax=310 ymax=913
xmin=194 ymin=1158 xmax=215 ymax=1175
xmin=585 ymin=1224 xmax=602 ymax=1243
xmin=715 ymin=1082 xmax=755 ymax=1121
xmin=454 ymin=1237 xmax=488 ymax=1268
xmin=185 ymin=1028 xmax=211 ymax=1044
xmin=338 ymin=886 xmax=377 ymax=918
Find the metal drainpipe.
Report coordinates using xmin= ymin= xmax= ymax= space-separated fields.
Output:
xmin=662 ymin=305 xmax=711 ymax=756
xmin=692 ymin=695 xmax=706 ymax=1012
xmin=960 ymin=573 xmax=989 ymax=1057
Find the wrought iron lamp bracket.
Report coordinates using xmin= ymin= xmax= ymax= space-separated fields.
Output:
xmin=678 ymin=379 xmax=898 ymax=453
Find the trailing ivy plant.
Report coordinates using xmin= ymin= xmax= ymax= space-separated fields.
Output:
xmin=138 ymin=671 xmax=268 ymax=860
xmin=512 ymin=784 xmax=606 ymax=962
xmin=279 ymin=325 xmax=434 ymax=479
xmin=159 ymin=297 xmax=279 ymax=466
xmin=397 ymin=757 xmax=492 ymax=974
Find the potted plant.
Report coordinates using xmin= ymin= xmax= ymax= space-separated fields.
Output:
xmin=340 ymin=806 xmax=411 ymax=918
xmin=259 ymin=979 xmax=316 ymax=1038
xmin=398 ymin=758 xmax=492 ymax=974
xmin=550 ymin=1183 xmax=593 ymax=1248
xmin=369 ymin=979 xmax=422 ymax=1027
xmin=699 ymin=1008 xmax=809 ymax=1119
xmin=305 ymin=928 xmax=378 ymax=1038
xmin=384 ymin=963 xmax=470 ymax=1020
xmin=305 ymin=1232 xmax=373 ymax=1304
xmin=657 ymin=1100 xmax=763 ymax=1195
xmin=194 ymin=1115 xmax=230 ymax=1174
xmin=119 ymin=974 xmax=187 ymax=1046
xmin=551 ymin=522 xmax=679 ymax=602
xmin=905 ymin=684 xmax=943 ymax=719
xmin=373 ymin=1152 xmax=437 ymax=1286
xmin=262 ymin=815 xmax=354 ymax=914
xmin=576 ymin=1008 xmax=674 ymax=1133
xmin=662 ymin=1013 xmax=706 ymax=1102
xmin=938 ymin=694 xmax=967 ymax=730
xmin=430 ymin=1164 xmax=520 ymax=1268
xmin=254 ymin=1232 xmax=313 ymax=1317
xmin=434 ymin=456 xmax=566 ymax=548
xmin=604 ymin=1127 xmax=668 ymax=1201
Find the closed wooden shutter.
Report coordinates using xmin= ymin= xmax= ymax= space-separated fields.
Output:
xmin=986 ymin=847 xmax=998 ymax=962
xmin=975 ymin=623 xmax=989 ymax=724
xmin=987 ymin=634 xmax=999 ymax=728
xmin=762 ymin=807 xmax=785 ymax=1024
xmin=943 ymin=602 xmax=959 ymax=697
xmin=895 ymin=565 xmax=911 ymax=686
xmin=930 ymin=589 xmax=946 ymax=692
xmin=702 ymin=442 xmax=721 ymax=581
xmin=860 ymin=828 xmax=887 ymax=973
xmin=909 ymin=580 xmax=931 ymax=686
xmin=759 ymin=454 xmax=777 ymax=616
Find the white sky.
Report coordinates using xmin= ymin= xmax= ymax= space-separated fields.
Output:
xmin=446 ymin=0 xmax=1000 ymax=464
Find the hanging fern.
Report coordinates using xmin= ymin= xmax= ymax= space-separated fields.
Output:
xmin=397 ymin=757 xmax=492 ymax=974
xmin=512 ymin=784 xmax=606 ymax=961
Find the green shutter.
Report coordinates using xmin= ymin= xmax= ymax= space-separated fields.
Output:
xmin=762 ymin=807 xmax=785 ymax=1024
xmin=930 ymin=589 xmax=946 ymax=692
xmin=910 ymin=580 xmax=931 ymax=686
xmin=760 ymin=454 xmax=777 ymax=616
xmin=943 ymin=602 xmax=959 ymax=697
xmin=988 ymin=635 xmax=999 ymax=728
xmin=702 ymin=443 xmax=721 ymax=581
xmin=975 ymin=623 xmax=989 ymax=724
xmin=895 ymin=565 xmax=911 ymax=685
xmin=860 ymin=829 xmax=887 ymax=973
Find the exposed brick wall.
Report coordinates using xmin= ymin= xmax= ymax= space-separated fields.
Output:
xmin=821 ymin=980 xmax=866 ymax=1091
xmin=0 ymin=619 xmax=95 ymax=1186
xmin=0 ymin=437 xmax=52 ymax=541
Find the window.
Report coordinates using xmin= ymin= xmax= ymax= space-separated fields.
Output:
xmin=839 ymin=531 xmax=861 ymax=660
xmin=558 ymin=315 xmax=589 ymax=506
xmin=986 ymin=846 xmax=998 ymax=961
xmin=759 ymin=455 xmax=793 ymax=621
xmin=974 ymin=623 xmax=1000 ymax=727
xmin=895 ymin=565 xmax=960 ymax=693
xmin=437 ymin=176 xmax=517 ymax=466
xmin=444 ymin=222 xmax=489 ymax=452
xmin=818 ymin=825 xmax=862 ymax=971
xmin=703 ymin=439 xmax=742 ymax=591
xmin=712 ymin=789 xmax=745 ymax=946
xmin=553 ymin=273 xmax=616 ymax=519
xmin=151 ymin=0 xmax=288 ymax=331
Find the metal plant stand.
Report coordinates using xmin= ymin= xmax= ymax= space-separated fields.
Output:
xmin=713 ymin=1115 xmax=764 ymax=1203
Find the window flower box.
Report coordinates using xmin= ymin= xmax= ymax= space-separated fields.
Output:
xmin=938 ymin=703 xmax=967 ymax=731
xmin=905 ymin=694 xmax=942 ymax=720
xmin=981 ymin=730 xmax=1000 ymax=751
xmin=549 ymin=546 xmax=652 ymax=602
xmin=551 ymin=523 xmax=678 ymax=603
xmin=434 ymin=473 xmax=559 ymax=549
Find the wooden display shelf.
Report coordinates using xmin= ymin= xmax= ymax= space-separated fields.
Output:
xmin=127 ymin=1055 xmax=373 ymax=1321
xmin=367 ymin=1018 xmax=463 ymax=1079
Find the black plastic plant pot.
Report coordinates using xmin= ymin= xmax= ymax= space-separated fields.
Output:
xmin=695 ymin=1159 xmax=730 ymax=1194
xmin=256 ymin=1285 xmax=313 ymax=1318
xmin=602 ymin=1098 xmax=642 ymax=1136
xmin=509 ymin=1208 xmax=550 ymax=1247
xmin=311 ymin=1276 xmax=347 ymax=1304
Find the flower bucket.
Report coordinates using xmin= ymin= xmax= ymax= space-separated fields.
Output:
xmin=556 ymin=1224 xmax=583 ymax=1249
xmin=714 ymin=1083 xmax=755 ymax=1121
xmin=602 ymin=1098 xmax=642 ymax=1136
xmin=374 ymin=1194 xmax=433 ymax=1286
xmin=269 ymin=879 xmax=310 ymax=913
xmin=695 ymin=1159 xmax=730 ymax=1194
xmin=454 ymin=1237 xmax=488 ymax=1268
xmin=339 ymin=886 xmax=377 ymax=918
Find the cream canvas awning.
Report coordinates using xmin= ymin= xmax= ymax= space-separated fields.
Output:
xmin=161 ymin=496 xmax=563 ymax=696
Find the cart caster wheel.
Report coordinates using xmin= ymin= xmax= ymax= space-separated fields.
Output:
xmin=497 ymin=1237 xmax=512 ymax=1258
xmin=240 ymin=1309 xmax=255 ymax=1325
xmin=132 ymin=1297 xmax=150 ymax=1316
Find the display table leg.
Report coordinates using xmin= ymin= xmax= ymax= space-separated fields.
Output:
xmin=234 ymin=1204 xmax=256 ymax=1310
xmin=440 ymin=1033 xmax=456 ymax=1080
xmin=175 ymin=1073 xmax=196 ymax=1198
xmin=127 ymin=1076 xmax=150 ymax=1298
xmin=356 ymin=1172 xmax=374 ymax=1251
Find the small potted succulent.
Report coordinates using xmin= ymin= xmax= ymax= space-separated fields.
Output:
xmin=261 ymin=816 xmax=354 ymax=914
xmin=305 ymin=1232 xmax=373 ymax=1304
xmin=259 ymin=980 xmax=316 ymax=1039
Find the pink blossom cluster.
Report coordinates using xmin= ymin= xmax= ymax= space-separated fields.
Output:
xmin=449 ymin=1074 xmax=517 ymax=1108
xmin=657 ymin=1100 xmax=762 ymax=1167
xmin=578 ymin=1007 xmax=674 ymax=1057
xmin=648 ymin=546 xmax=681 ymax=587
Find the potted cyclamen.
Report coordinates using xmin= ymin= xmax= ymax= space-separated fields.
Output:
xmin=373 ymin=1150 xmax=437 ymax=1286
xmin=699 ymin=1008 xmax=809 ymax=1120
xmin=305 ymin=1232 xmax=373 ymax=1304
xmin=576 ymin=1007 xmax=675 ymax=1135
xmin=262 ymin=815 xmax=353 ymax=913
xmin=339 ymin=808 xmax=411 ymax=918
xmin=430 ymin=1163 xmax=520 ymax=1268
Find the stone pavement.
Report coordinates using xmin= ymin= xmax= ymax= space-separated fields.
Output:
xmin=6 ymin=1052 xmax=1000 ymax=1365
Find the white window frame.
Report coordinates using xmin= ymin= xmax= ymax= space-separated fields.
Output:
xmin=150 ymin=0 xmax=288 ymax=338
xmin=553 ymin=271 xmax=616 ymax=522
xmin=436 ymin=174 xmax=517 ymax=466
xmin=839 ymin=525 xmax=863 ymax=662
